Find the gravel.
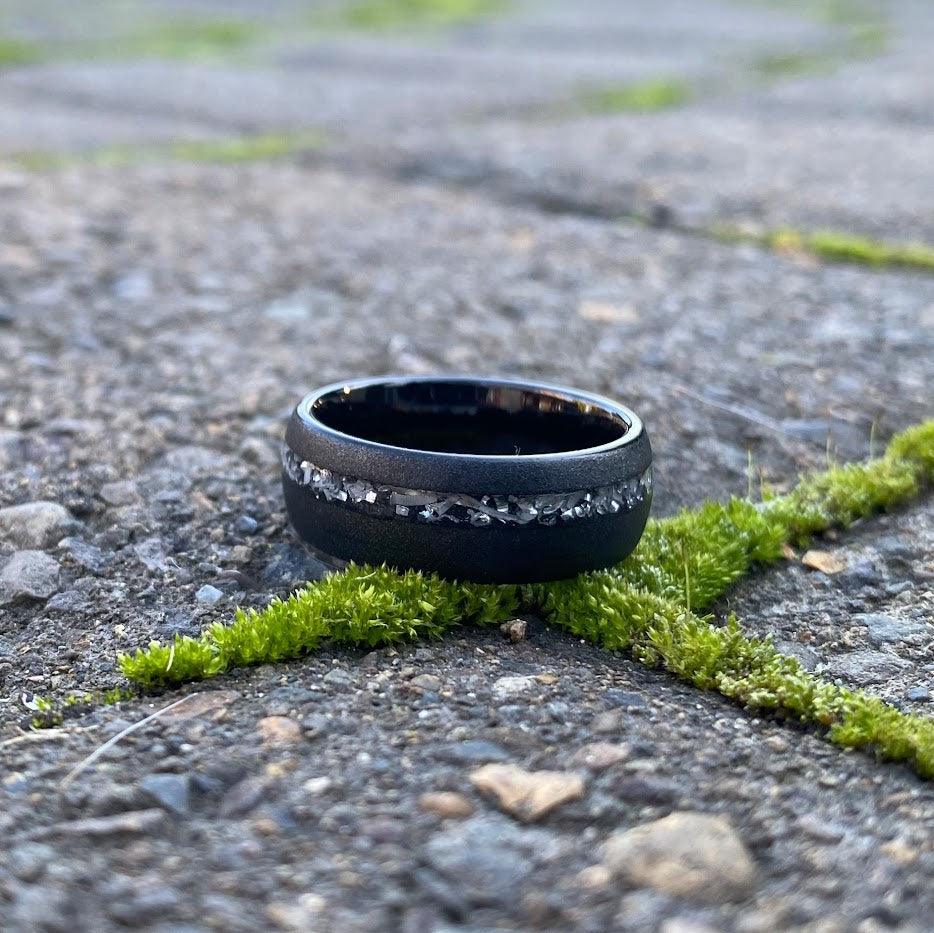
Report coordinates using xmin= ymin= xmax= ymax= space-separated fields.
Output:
xmin=601 ymin=812 xmax=757 ymax=904
xmin=0 ymin=1 xmax=932 ymax=930
xmin=0 ymin=501 xmax=76 ymax=549
xmin=0 ymin=550 xmax=61 ymax=605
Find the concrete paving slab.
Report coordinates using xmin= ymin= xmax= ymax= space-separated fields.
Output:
xmin=0 ymin=163 xmax=930 ymax=685
xmin=0 ymin=3 xmax=932 ymax=931
xmin=0 ymin=84 xmax=224 ymax=153
xmin=0 ymin=0 xmax=834 ymax=154
xmin=364 ymin=101 xmax=934 ymax=242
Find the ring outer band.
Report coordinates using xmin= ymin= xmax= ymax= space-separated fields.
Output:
xmin=285 ymin=375 xmax=652 ymax=497
xmin=282 ymin=376 xmax=653 ymax=583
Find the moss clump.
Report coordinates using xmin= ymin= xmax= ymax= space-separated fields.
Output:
xmin=12 ymin=131 xmax=323 ymax=173
xmin=770 ymin=229 xmax=934 ymax=272
xmin=116 ymin=17 xmax=256 ymax=60
xmin=24 ymin=686 xmax=137 ymax=729
xmin=331 ymin=0 xmax=506 ymax=30
xmin=752 ymin=50 xmax=834 ymax=78
xmin=120 ymin=566 xmax=518 ymax=689
xmin=120 ymin=421 xmax=934 ymax=779
xmin=166 ymin=133 xmax=323 ymax=164
xmin=714 ymin=225 xmax=934 ymax=274
xmin=579 ymin=78 xmax=692 ymax=114
xmin=0 ymin=38 xmax=43 ymax=67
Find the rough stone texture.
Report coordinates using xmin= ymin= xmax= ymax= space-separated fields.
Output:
xmin=601 ymin=811 xmax=757 ymax=903
xmin=0 ymin=550 xmax=61 ymax=605
xmin=470 ymin=763 xmax=586 ymax=821
xmin=0 ymin=501 xmax=75 ymax=549
xmin=0 ymin=1 xmax=933 ymax=931
xmin=729 ymin=500 xmax=934 ymax=708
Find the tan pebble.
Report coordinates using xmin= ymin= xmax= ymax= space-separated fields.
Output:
xmin=470 ymin=763 xmax=585 ymax=821
xmin=592 ymin=710 xmax=624 ymax=733
xmin=410 ymin=673 xmax=442 ymax=691
xmin=575 ymin=864 xmax=612 ymax=889
xmin=257 ymin=715 xmax=302 ymax=745
xmin=880 ymin=838 xmax=918 ymax=866
xmin=571 ymin=742 xmax=630 ymax=771
xmin=660 ymin=921 xmax=721 ymax=933
xmin=577 ymin=300 xmax=639 ymax=323
xmin=419 ymin=791 xmax=475 ymax=819
xmin=251 ymin=817 xmax=281 ymax=836
xmin=802 ymin=550 xmax=846 ymax=574
xmin=266 ymin=893 xmax=326 ymax=931
xmin=264 ymin=761 xmax=296 ymax=778
xmin=602 ymin=811 xmax=757 ymax=903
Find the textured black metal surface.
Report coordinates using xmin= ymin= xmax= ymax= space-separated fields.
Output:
xmin=286 ymin=376 xmax=651 ymax=494
xmin=283 ymin=376 xmax=653 ymax=582
xmin=283 ymin=473 xmax=652 ymax=583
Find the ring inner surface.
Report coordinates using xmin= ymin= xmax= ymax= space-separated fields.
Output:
xmin=312 ymin=381 xmax=629 ymax=456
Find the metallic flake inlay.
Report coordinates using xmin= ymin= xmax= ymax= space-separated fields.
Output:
xmin=282 ymin=446 xmax=651 ymax=527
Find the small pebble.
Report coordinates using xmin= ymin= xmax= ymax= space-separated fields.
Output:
xmin=257 ymin=716 xmax=303 ymax=745
xmin=195 ymin=584 xmax=224 ymax=604
xmin=235 ymin=515 xmax=259 ymax=535
xmin=420 ymin=791 xmax=475 ymax=819
xmin=0 ymin=550 xmax=61 ymax=605
xmin=500 ymin=618 xmax=528 ymax=642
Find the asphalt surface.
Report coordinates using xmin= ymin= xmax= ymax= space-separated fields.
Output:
xmin=0 ymin=1 xmax=932 ymax=930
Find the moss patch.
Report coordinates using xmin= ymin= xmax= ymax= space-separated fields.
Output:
xmin=10 ymin=131 xmax=324 ymax=172
xmin=108 ymin=17 xmax=257 ymax=60
xmin=779 ymin=230 xmax=934 ymax=271
xmin=119 ymin=421 xmax=934 ymax=778
xmin=325 ymin=0 xmax=507 ymax=31
xmin=751 ymin=48 xmax=836 ymax=78
xmin=0 ymin=37 xmax=43 ymax=67
xmin=166 ymin=133 xmax=324 ymax=164
xmin=578 ymin=78 xmax=693 ymax=114
xmin=0 ymin=15 xmax=263 ymax=68
xmin=121 ymin=567 xmax=519 ymax=689
xmin=714 ymin=225 xmax=934 ymax=273
xmin=24 ymin=686 xmax=135 ymax=729
xmin=736 ymin=0 xmax=888 ymax=79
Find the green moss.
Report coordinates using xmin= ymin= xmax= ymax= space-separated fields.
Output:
xmin=24 ymin=686 xmax=137 ymax=729
xmin=847 ymin=22 xmax=887 ymax=56
xmin=1 ymin=15 xmax=263 ymax=68
xmin=108 ymin=17 xmax=256 ymax=60
xmin=772 ymin=229 xmax=934 ymax=272
xmin=24 ymin=694 xmax=62 ymax=729
xmin=166 ymin=133 xmax=323 ymax=164
xmin=752 ymin=49 xmax=835 ymax=78
xmin=11 ymin=131 xmax=324 ymax=172
xmin=732 ymin=0 xmax=880 ymax=29
xmin=803 ymin=230 xmax=934 ymax=271
xmin=119 ymin=421 xmax=934 ymax=779
xmin=330 ymin=0 xmax=506 ymax=30
xmin=734 ymin=0 xmax=888 ymax=73
xmin=579 ymin=78 xmax=692 ymax=114
xmin=0 ymin=37 xmax=43 ymax=67
xmin=714 ymin=225 xmax=934 ymax=273
xmin=120 ymin=566 xmax=519 ymax=688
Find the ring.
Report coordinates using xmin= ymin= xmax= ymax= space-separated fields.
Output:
xmin=282 ymin=376 xmax=652 ymax=583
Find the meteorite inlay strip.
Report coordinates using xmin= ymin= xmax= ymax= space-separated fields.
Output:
xmin=282 ymin=446 xmax=651 ymax=527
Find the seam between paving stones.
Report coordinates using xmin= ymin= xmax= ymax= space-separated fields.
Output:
xmin=107 ymin=422 xmax=934 ymax=779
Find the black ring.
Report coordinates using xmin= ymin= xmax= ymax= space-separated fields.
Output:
xmin=282 ymin=376 xmax=652 ymax=583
